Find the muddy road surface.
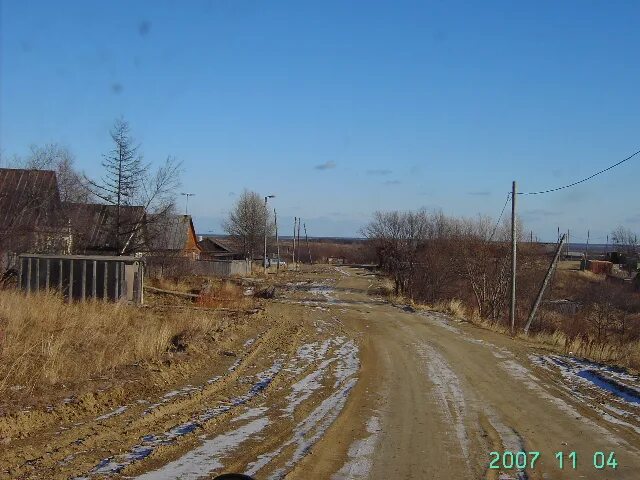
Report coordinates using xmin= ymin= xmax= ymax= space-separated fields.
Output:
xmin=2 ymin=266 xmax=639 ymax=479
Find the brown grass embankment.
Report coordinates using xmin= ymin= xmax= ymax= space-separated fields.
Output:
xmin=420 ymin=298 xmax=640 ymax=371
xmin=0 ymin=291 xmax=230 ymax=396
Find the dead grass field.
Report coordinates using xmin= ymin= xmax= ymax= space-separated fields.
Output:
xmin=0 ymin=288 xmax=251 ymax=401
xmin=414 ymin=297 xmax=640 ymax=371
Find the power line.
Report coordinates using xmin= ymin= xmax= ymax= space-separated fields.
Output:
xmin=489 ymin=192 xmax=511 ymax=241
xmin=517 ymin=148 xmax=640 ymax=195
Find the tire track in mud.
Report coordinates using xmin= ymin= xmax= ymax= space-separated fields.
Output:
xmin=409 ymin=309 xmax=640 ymax=479
xmin=126 ymin=335 xmax=360 ymax=479
xmin=3 ymin=316 xmax=302 ymax=479
xmin=409 ymin=316 xmax=549 ymax=480
xmin=42 ymin=289 xmax=361 ymax=480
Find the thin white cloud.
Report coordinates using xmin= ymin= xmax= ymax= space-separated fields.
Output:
xmin=315 ymin=161 xmax=336 ymax=170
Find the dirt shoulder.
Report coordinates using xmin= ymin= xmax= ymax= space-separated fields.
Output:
xmin=3 ymin=265 xmax=639 ymax=479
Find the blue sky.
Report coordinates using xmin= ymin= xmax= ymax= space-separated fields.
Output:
xmin=1 ymin=0 xmax=639 ymax=240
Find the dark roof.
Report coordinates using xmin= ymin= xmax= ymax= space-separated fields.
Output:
xmin=0 ymin=168 xmax=64 ymax=230
xmin=148 ymin=214 xmax=200 ymax=252
xmin=65 ymin=202 xmax=146 ymax=253
xmin=199 ymin=237 xmax=234 ymax=253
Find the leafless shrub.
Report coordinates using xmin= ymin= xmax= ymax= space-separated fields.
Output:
xmin=223 ymin=190 xmax=274 ymax=260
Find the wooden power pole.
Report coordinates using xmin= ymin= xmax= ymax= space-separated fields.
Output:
xmin=524 ymin=234 xmax=566 ymax=334
xmin=510 ymin=180 xmax=517 ymax=334
xmin=292 ymin=217 xmax=297 ymax=267
xmin=297 ymin=219 xmax=302 ymax=271
xmin=274 ymin=208 xmax=280 ymax=274
xmin=304 ymin=223 xmax=312 ymax=263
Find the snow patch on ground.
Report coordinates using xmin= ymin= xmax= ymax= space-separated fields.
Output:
xmin=95 ymin=406 xmax=128 ymax=421
xmin=484 ymin=410 xmax=528 ymax=480
xmin=86 ymin=359 xmax=284 ymax=476
xmin=416 ymin=343 xmax=470 ymax=462
xmin=499 ymin=357 xmax=625 ymax=445
xmin=419 ymin=312 xmax=460 ymax=334
xmin=245 ymin=339 xmax=360 ymax=478
xmin=331 ymin=415 xmax=381 ymax=479
xmin=135 ymin=417 xmax=271 ymax=479
xmin=335 ymin=267 xmax=352 ymax=277
xmin=529 ymin=354 xmax=640 ymax=435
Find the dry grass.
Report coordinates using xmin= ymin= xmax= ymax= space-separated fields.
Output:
xmin=412 ymin=297 xmax=640 ymax=371
xmin=430 ymin=299 xmax=467 ymax=318
xmin=413 ymin=298 xmax=469 ymax=319
xmin=147 ymin=276 xmax=200 ymax=294
xmin=557 ymin=260 xmax=582 ymax=271
xmin=461 ymin=310 xmax=640 ymax=372
xmin=0 ymin=291 xmax=220 ymax=395
xmin=197 ymin=281 xmax=249 ymax=309
xmin=520 ymin=330 xmax=640 ymax=371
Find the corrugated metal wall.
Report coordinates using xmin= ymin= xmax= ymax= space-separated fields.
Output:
xmin=18 ymin=254 xmax=144 ymax=304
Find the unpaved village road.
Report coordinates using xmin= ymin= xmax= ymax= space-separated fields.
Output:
xmin=2 ymin=266 xmax=639 ymax=479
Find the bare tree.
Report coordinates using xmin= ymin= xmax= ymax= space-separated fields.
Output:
xmin=86 ymin=118 xmax=181 ymax=255
xmin=12 ymin=143 xmax=91 ymax=203
xmin=361 ymin=209 xmax=430 ymax=295
xmin=122 ymin=156 xmax=182 ymax=254
xmin=611 ymin=225 xmax=638 ymax=255
xmin=223 ymin=190 xmax=274 ymax=260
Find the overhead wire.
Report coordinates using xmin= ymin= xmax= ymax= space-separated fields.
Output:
xmin=489 ymin=192 xmax=511 ymax=241
xmin=516 ymin=148 xmax=640 ymax=195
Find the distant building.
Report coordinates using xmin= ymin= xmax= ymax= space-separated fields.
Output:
xmin=0 ymin=168 xmax=70 ymax=268
xmin=148 ymin=214 xmax=202 ymax=259
xmin=65 ymin=202 xmax=147 ymax=255
xmin=587 ymin=260 xmax=613 ymax=275
xmin=564 ymin=251 xmax=585 ymax=261
xmin=328 ymin=257 xmax=346 ymax=265
xmin=198 ymin=236 xmax=241 ymax=259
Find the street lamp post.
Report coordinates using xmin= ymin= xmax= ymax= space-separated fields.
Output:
xmin=181 ymin=193 xmax=195 ymax=215
xmin=264 ymin=195 xmax=275 ymax=274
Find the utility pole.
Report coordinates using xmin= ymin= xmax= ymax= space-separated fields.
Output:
xmin=510 ymin=181 xmax=517 ymax=334
xmin=567 ymin=229 xmax=570 ymax=259
xmin=181 ymin=192 xmax=195 ymax=215
xmin=586 ymin=230 xmax=590 ymax=259
xmin=304 ymin=223 xmax=311 ymax=263
xmin=292 ymin=217 xmax=297 ymax=267
xmin=557 ymin=226 xmax=560 ymax=243
xmin=297 ymin=219 xmax=302 ymax=271
xmin=524 ymin=234 xmax=566 ymax=334
xmin=274 ymin=208 xmax=280 ymax=274
xmin=263 ymin=195 xmax=275 ymax=274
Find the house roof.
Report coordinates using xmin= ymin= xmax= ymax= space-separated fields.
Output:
xmin=199 ymin=237 xmax=234 ymax=253
xmin=148 ymin=214 xmax=201 ymax=252
xmin=65 ymin=202 xmax=146 ymax=252
xmin=0 ymin=168 xmax=64 ymax=230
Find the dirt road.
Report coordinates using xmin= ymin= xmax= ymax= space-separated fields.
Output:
xmin=2 ymin=266 xmax=639 ymax=479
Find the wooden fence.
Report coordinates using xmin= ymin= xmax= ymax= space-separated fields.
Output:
xmin=145 ymin=257 xmax=251 ymax=278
